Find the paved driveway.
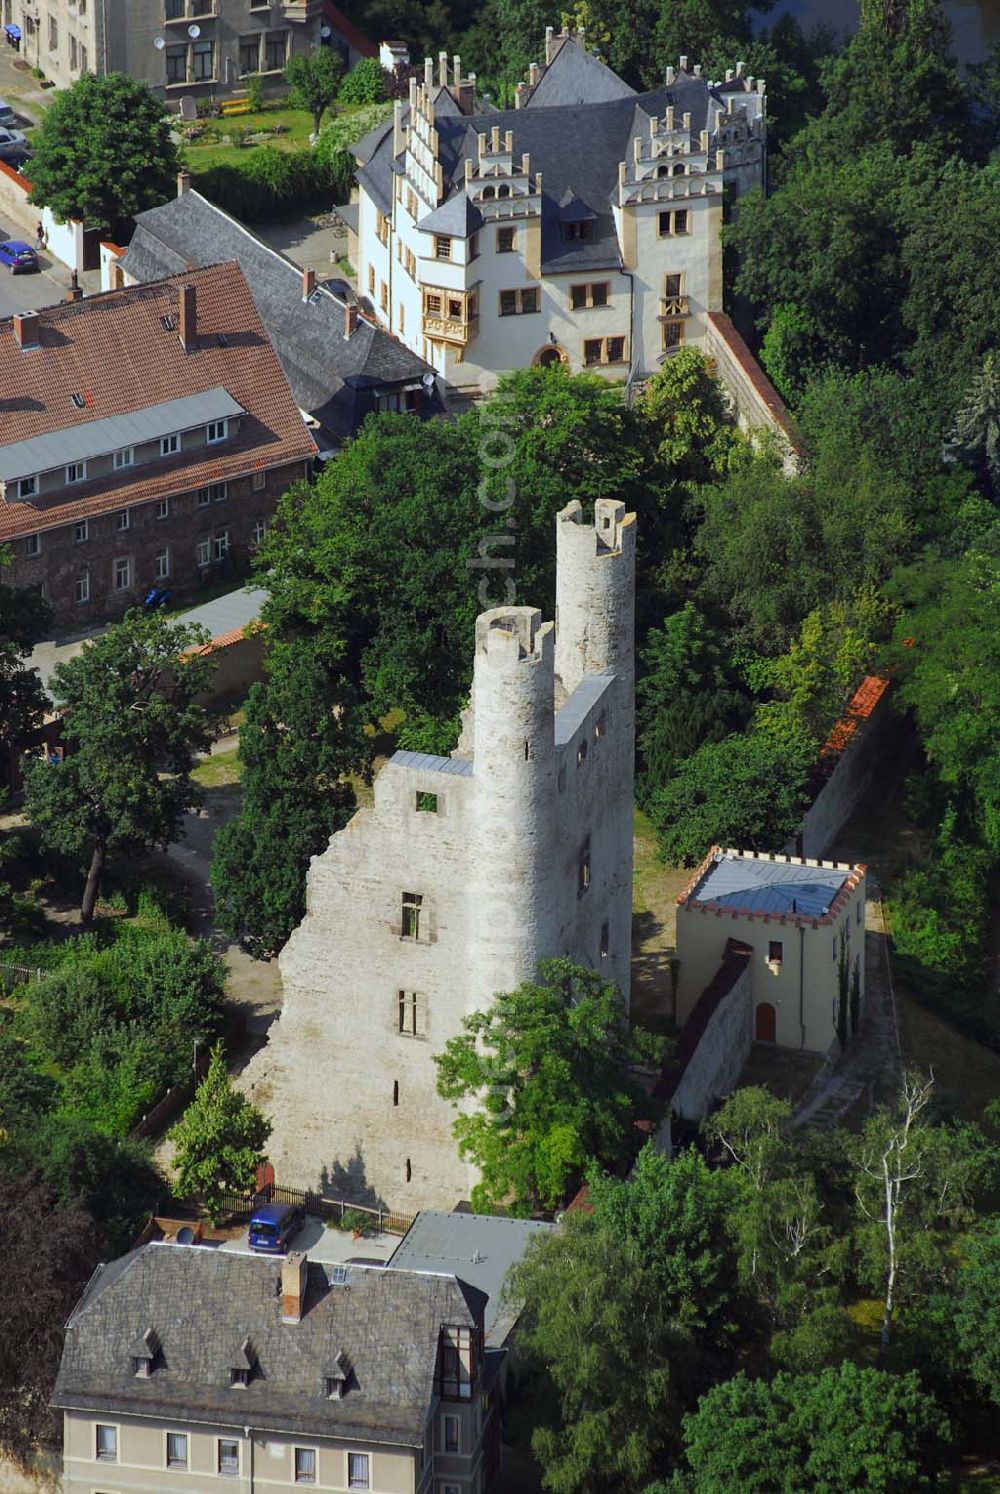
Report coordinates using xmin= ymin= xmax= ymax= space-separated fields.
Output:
xmin=0 ymin=223 xmax=82 ymax=317
xmin=219 ymin=1214 xmax=398 ymax=1266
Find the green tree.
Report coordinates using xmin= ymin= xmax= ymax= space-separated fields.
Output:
xmin=0 ymin=546 xmax=50 ymax=787
xmin=339 ymin=56 xmax=387 ymax=105
xmin=22 ymin=611 xmax=213 ymax=925
xmin=950 ymin=351 xmax=1000 ymax=502
xmin=637 ymin=348 xmax=743 ymax=487
xmin=636 ymin=604 xmax=749 ymax=805
xmin=211 ymin=642 xmax=364 ymax=958
xmin=170 ymin=1044 xmax=271 ymax=1220
xmin=285 ymin=47 xmax=344 ymax=133
xmin=852 ymin=1069 xmax=987 ymax=1359
xmin=435 ymin=959 xmax=651 ymax=1213
xmin=674 ymin=1362 xmax=949 ymax=1492
xmin=27 ymin=73 xmax=179 ymax=236
xmin=0 ymin=1176 xmax=97 ymax=1460
xmin=647 ymin=728 xmax=813 ymax=867
xmin=508 ymin=1214 xmax=679 ymax=1494
xmin=887 ymin=549 xmax=1000 ymax=854
xmin=949 ymin=1215 xmax=1000 ymax=1407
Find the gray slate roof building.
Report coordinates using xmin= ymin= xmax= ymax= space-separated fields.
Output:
xmin=355 ymin=65 xmax=722 ymax=277
xmin=688 ymin=849 xmax=853 ymax=921
xmin=52 ymin=1242 xmax=487 ymax=1446
xmin=389 ymin=1211 xmax=555 ymax=1346
xmin=120 ymin=189 xmax=438 ymax=443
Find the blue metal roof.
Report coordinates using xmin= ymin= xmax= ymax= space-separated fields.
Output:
xmin=554 ymin=672 xmax=614 ymax=745
xmin=175 ymin=585 xmax=266 ymax=643
xmin=690 ymin=853 xmax=849 ymax=919
xmin=389 ymin=751 xmax=473 ymax=777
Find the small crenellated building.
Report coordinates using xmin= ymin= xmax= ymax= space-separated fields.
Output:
xmin=675 ymin=847 xmax=867 ymax=1058
xmin=242 ymin=498 xmax=636 ymax=1209
xmin=351 ymin=28 xmax=766 ymax=389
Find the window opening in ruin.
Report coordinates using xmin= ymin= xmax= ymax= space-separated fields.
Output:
xmin=398 ymin=989 xmax=423 ymax=1035
xmin=401 ymin=892 xmax=422 ymax=939
xmin=768 ymin=940 xmax=783 ymax=965
xmin=578 ymin=840 xmax=591 ymax=895
xmin=393 ymin=1080 xmax=399 ymax=1106
xmin=406 ymin=1158 xmax=412 ymax=1182
xmin=600 ymin=921 xmax=609 ymax=958
xmin=595 ymin=714 xmax=606 ymax=739
xmin=416 ymin=792 xmax=438 ymax=813
xmin=524 ymin=739 xmax=531 ymax=761
xmin=577 ymin=739 xmax=587 ymax=765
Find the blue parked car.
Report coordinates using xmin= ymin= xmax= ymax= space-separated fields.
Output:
xmin=0 ymin=240 xmax=38 ymax=274
xmin=248 ymin=1202 xmax=305 ymax=1254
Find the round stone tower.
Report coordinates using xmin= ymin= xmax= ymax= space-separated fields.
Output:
xmin=469 ymin=606 xmax=557 ymax=1010
xmin=554 ymin=497 xmax=636 ymax=715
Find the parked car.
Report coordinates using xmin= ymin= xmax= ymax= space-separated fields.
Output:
xmin=247 ymin=1202 xmax=305 ymax=1254
xmin=0 ymin=126 xmax=28 ymax=158
xmin=143 ymin=587 xmax=171 ymax=611
xmin=0 ymin=99 xmax=17 ymax=128
xmin=0 ymin=240 xmax=38 ymax=274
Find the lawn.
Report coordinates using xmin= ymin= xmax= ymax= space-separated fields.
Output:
xmin=182 ymin=103 xmax=315 ymax=175
xmin=192 ymin=749 xmax=242 ymax=789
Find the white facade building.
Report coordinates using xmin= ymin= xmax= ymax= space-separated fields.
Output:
xmin=352 ymin=28 xmax=765 ymax=390
xmin=242 ymin=499 xmax=636 ymax=1210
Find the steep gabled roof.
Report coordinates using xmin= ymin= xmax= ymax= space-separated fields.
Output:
xmin=0 ymin=261 xmax=316 ymax=542
xmin=122 ymin=191 xmax=433 ymax=437
xmin=53 ymin=1243 xmax=487 ymax=1445
xmin=523 ymin=35 xmax=636 ymax=108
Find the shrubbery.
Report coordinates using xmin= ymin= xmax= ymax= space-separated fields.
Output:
xmin=338 ymin=58 xmax=387 ymax=106
xmin=196 ymin=144 xmax=353 ymax=220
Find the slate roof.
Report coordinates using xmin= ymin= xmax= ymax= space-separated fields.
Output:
xmin=389 ymin=750 xmax=474 ymax=777
xmin=356 ymin=78 xmax=718 ymax=274
xmin=121 ymin=191 xmax=434 ymax=439
xmin=53 ymin=1243 xmax=487 ymax=1446
xmin=685 ymin=850 xmax=855 ymax=921
xmin=0 ymin=262 xmax=316 ymax=544
xmin=390 ymin=1211 xmax=554 ymax=1346
xmin=523 ymin=35 xmax=636 ymax=107
xmin=0 ymin=388 xmax=243 ymax=484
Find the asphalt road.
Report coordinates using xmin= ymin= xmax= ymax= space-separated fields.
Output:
xmin=0 ymin=220 xmax=80 ymax=318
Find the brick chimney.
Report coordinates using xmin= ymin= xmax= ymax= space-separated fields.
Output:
xmin=344 ymin=302 xmax=358 ymax=339
xmin=13 ymin=311 xmax=39 ymax=350
xmin=177 ymin=169 xmax=190 ymax=197
xmin=178 ymin=284 xmax=197 ymax=351
xmin=65 ymin=270 xmax=83 ymax=304
xmin=281 ymin=1252 xmax=308 ymax=1323
xmin=302 ymin=267 xmax=316 ymax=300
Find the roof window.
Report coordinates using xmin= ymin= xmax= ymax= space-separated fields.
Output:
xmin=130 ymin=1326 xmax=160 ymax=1378
xmin=160 ymin=314 xmax=176 ymax=332
xmin=229 ymin=1336 xmax=258 ymax=1388
xmin=324 ymin=1351 xmax=350 ymax=1400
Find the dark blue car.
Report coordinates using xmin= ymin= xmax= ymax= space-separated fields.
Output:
xmin=0 ymin=240 xmax=38 ymax=274
xmin=248 ymin=1202 xmax=305 ymax=1254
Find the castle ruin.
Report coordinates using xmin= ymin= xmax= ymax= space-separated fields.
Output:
xmin=243 ymin=498 xmax=636 ymax=1209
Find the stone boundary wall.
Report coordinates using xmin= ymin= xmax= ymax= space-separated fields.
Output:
xmin=788 ymin=676 xmax=893 ymax=859
xmin=0 ymin=159 xmax=85 ymax=272
xmin=653 ymin=938 xmax=753 ymax=1152
xmin=705 ymin=311 xmax=803 ymax=473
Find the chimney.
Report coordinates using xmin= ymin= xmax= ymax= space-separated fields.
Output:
xmin=453 ymin=53 xmax=461 ymax=84
xmin=393 ymin=98 xmax=405 ymax=156
xmin=693 ymin=62 xmax=702 ymax=77
xmin=528 ymin=61 xmax=539 ymax=88
xmin=178 ymin=283 xmax=197 ymax=351
xmin=458 ymin=79 xmax=475 ymax=114
xmin=302 ymin=267 xmax=316 ymax=300
xmin=344 ymin=302 xmax=358 ymax=339
xmin=111 ymin=262 xmax=125 ymax=291
xmin=725 ymin=67 xmax=733 ymax=82
xmin=736 ymin=60 xmax=745 ymax=78
xmin=545 ymin=25 xmax=555 ymax=64
xmin=515 ymin=82 xmax=526 ymax=107
xmin=281 ymin=1252 xmax=308 ymax=1323
xmin=665 ymin=64 xmax=675 ymax=85
xmin=65 ymin=270 xmax=83 ymax=303
xmin=423 ymin=56 xmax=433 ymax=90
xmin=438 ymin=50 xmax=448 ymax=87
xmin=504 ymin=129 xmax=513 ymax=153
xmin=491 ymin=125 xmax=500 ymax=152
xmin=13 ymin=310 xmax=39 ymax=350
xmin=177 ymin=169 xmax=190 ymax=197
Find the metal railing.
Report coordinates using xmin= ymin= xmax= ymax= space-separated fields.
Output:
xmin=217 ymin=1183 xmax=415 ymax=1237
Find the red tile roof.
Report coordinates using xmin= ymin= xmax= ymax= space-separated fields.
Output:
xmin=324 ymin=1 xmax=377 ymax=57
xmin=821 ymin=675 xmax=891 ymax=759
xmin=706 ymin=311 xmax=804 ymax=453
xmin=0 ymin=261 xmax=316 ymax=543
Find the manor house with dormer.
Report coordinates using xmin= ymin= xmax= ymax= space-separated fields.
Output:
xmin=242 ymin=499 xmax=635 ymax=1210
xmin=351 ymin=27 xmax=765 ymax=388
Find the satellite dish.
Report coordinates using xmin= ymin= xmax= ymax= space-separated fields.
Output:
xmin=175 ymin=1226 xmax=196 ymax=1245
xmin=187 ymin=22 xmax=201 ymax=38
xmin=421 ymin=372 xmax=436 ymax=390
xmin=153 ymin=33 xmax=166 ymax=49
xmin=320 ymin=24 xmax=332 ymax=37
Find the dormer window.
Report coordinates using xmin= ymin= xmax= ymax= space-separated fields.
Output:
xmin=560 ymin=221 xmax=593 ymax=242
xmin=324 ymin=1351 xmax=350 ymax=1399
xmin=66 ymin=460 xmax=87 ymax=484
xmin=130 ymin=1326 xmax=160 ymax=1378
xmin=161 ymin=433 xmax=180 ymax=457
xmin=206 ymin=418 xmax=228 ymax=444
xmin=18 ymin=475 xmax=37 ymax=499
xmin=229 ymin=1336 xmax=257 ymax=1388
